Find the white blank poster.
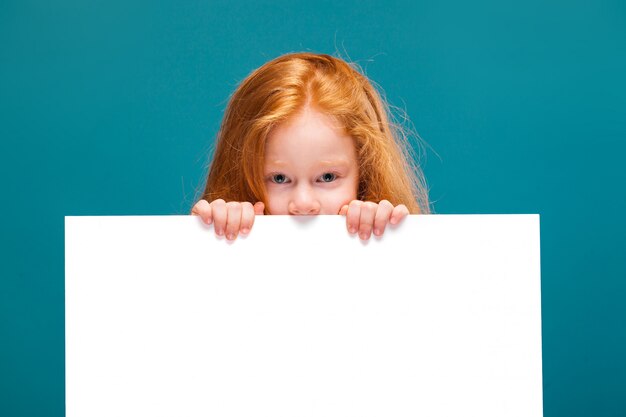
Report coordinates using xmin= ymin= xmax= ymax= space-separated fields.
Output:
xmin=65 ymin=214 xmax=542 ymax=417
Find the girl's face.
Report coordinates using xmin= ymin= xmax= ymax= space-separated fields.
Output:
xmin=263 ymin=106 xmax=359 ymax=215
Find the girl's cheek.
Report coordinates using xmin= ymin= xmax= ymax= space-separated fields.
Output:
xmin=266 ymin=196 xmax=286 ymax=215
xmin=328 ymin=192 xmax=355 ymax=215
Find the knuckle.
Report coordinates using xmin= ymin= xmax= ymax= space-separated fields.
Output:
xmin=226 ymin=203 xmax=243 ymax=214
xmin=359 ymin=221 xmax=373 ymax=231
xmin=363 ymin=201 xmax=378 ymax=211
xmin=375 ymin=212 xmax=389 ymax=223
xmin=191 ymin=199 xmax=207 ymax=214
xmin=395 ymin=204 xmax=409 ymax=214
xmin=242 ymin=210 xmax=254 ymax=223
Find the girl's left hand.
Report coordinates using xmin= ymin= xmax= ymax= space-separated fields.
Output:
xmin=339 ymin=200 xmax=409 ymax=240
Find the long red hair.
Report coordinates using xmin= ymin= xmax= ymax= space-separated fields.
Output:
xmin=200 ymin=52 xmax=429 ymax=214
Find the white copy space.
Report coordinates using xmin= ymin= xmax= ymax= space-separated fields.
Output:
xmin=65 ymin=215 xmax=542 ymax=417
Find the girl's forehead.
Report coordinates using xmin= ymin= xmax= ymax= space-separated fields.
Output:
xmin=264 ymin=131 xmax=357 ymax=170
xmin=263 ymin=106 xmax=356 ymax=167
xmin=268 ymin=109 xmax=344 ymax=142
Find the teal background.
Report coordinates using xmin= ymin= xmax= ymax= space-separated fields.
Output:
xmin=1 ymin=0 xmax=625 ymax=415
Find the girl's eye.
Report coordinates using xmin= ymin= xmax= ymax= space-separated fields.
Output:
xmin=319 ymin=172 xmax=336 ymax=183
xmin=272 ymin=174 xmax=287 ymax=184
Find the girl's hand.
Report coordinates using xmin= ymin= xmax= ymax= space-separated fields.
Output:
xmin=191 ymin=199 xmax=265 ymax=241
xmin=339 ymin=200 xmax=409 ymax=240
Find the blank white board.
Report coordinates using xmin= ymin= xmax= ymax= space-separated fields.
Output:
xmin=65 ymin=214 xmax=542 ymax=417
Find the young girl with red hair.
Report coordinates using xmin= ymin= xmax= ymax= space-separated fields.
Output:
xmin=192 ymin=52 xmax=429 ymax=240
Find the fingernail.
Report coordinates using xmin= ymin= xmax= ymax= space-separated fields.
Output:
xmin=349 ymin=227 xmax=356 ymax=234
xmin=359 ymin=233 xmax=368 ymax=240
xmin=205 ymin=218 xmax=212 ymax=225
xmin=241 ymin=228 xmax=249 ymax=235
xmin=216 ymin=228 xmax=224 ymax=236
xmin=226 ymin=233 xmax=235 ymax=240
xmin=374 ymin=228 xmax=381 ymax=236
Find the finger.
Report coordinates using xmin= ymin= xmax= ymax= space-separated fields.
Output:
xmin=240 ymin=202 xmax=255 ymax=235
xmin=191 ymin=199 xmax=212 ymax=225
xmin=225 ymin=202 xmax=242 ymax=240
xmin=358 ymin=201 xmax=378 ymax=240
xmin=390 ymin=204 xmax=410 ymax=225
xmin=211 ymin=199 xmax=227 ymax=236
xmin=253 ymin=201 xmax=265 ymax=215
xmin=345 ymin=200 xmax=362 ymax=234
xmin=338 ymin=204 xmax=349 ymax=216
xmin=373 ymin=200 xmax=394 ymax=236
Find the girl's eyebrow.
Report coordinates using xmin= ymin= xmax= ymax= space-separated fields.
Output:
xmin=318 ymin=159 xmax=350 ymax=167
xmin=266 ymin=160 xmax=288 ymax=167
xmin=265 ymin=159 xmax=351 ymax=168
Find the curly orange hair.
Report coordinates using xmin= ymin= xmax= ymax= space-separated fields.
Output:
xmin=200 ymin=52 xmax=429 ymax=214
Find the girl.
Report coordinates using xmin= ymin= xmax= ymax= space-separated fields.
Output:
xmin=192 ymin=52 xmax=429 ymax=240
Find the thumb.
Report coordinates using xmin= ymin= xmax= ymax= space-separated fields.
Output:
xmin=338 ymin=204 xmax=349 ymax=216
xmin=253 ymin=201 xmax=265 ymax=215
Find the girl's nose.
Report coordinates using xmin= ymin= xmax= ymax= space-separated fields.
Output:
xmin=288 ymin=186 xmax=321 ymax=215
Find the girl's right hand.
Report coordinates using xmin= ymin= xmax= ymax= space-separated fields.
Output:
xmin=191 ymin=199 xmax=265 ymax=241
